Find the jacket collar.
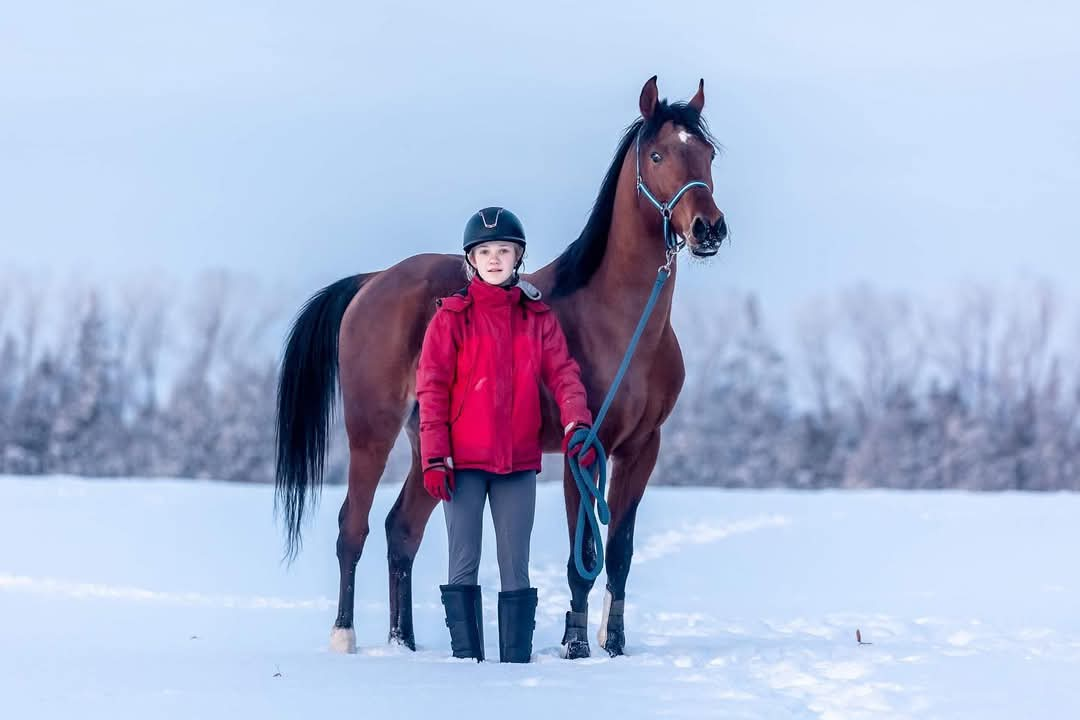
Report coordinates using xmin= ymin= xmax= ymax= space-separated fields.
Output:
xmin=467 ymin=274 xmax=522 ymax=307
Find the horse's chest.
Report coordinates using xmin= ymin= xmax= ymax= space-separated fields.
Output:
xmin=583 ymin=333 xmax=683 ymax=439
xmin=578 ymin=364 xmax=653 ymax=445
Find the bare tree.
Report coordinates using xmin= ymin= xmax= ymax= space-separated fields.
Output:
xmin=840 ymin=285 xmax=927 ymax=419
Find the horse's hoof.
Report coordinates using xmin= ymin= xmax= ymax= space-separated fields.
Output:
xmin=561 ymin=639 xmax=591 ymax=659
xmin=329 ymin=626 xmax=357 ymax=654
xmin=388 ymin=628 xmax=416 ymax=651
xmin=597 ymin=591 xmax=625 ymax=657
xmin=561 ymin=609 xmax=590 ymax=659
xmin=601 ymin=632 xmax=625 ymax=657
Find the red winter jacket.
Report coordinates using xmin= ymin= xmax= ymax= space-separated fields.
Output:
xmin=416 ymin=275 xmax=592 ymax=475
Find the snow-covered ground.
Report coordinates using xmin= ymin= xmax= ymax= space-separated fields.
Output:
xmin=2 ymin=474 xmax=1077 ymax=719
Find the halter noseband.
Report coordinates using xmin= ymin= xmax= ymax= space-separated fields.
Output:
xmin=634 ymin=127 xmax=712 ymax=253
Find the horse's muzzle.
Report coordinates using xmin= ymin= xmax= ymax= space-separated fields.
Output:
xmin=690 ymin=214 xmax=726 ymax=256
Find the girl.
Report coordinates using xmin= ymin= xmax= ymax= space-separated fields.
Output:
xmin=416 ymin=206 xmax=597 ymax=663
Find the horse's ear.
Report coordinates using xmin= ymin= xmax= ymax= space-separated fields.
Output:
xmin=688 ymin=78 xmax=705 ymax=112
xmin=639 ymin=75 xmax=659 ymax=120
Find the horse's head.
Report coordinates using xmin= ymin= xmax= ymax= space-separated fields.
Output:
xmin=635 ymin=76 xmax=727 ymax=258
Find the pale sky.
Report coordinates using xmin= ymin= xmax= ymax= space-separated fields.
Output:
xmin=2 ymin=0 xmax=1078 ymax=329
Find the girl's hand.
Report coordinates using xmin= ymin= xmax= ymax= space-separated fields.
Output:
xmin=423 ymin=459 xmax=455 ymax=501
xmin=562 ymin=423 xmax=597 ymax=469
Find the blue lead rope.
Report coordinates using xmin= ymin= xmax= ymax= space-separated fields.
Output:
xmin=568 ymin=263 xmax=673 ymax=582
xmin=566 ymin=126 xmax=713 ymax=581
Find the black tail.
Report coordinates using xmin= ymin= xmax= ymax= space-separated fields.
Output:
xmin=275 ymin=274 xmax=366 ymax=561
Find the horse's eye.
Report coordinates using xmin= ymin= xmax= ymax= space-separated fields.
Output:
xmin=650 ymin=152 xmax=662 ymax=163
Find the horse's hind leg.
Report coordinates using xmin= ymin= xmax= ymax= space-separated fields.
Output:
xmin=597 ymin=430 xmax=660 ymax=657
xmin=385 ymin=403 xmax=439 ymax=649
xmin=330 ymin=432 xmax=397 ymax=654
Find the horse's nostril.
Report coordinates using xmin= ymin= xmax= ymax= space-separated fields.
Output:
xmin=713 ymin=217 xmax=728 ymax=240
xmin=692 ymin=217 xmax=709 ymax=240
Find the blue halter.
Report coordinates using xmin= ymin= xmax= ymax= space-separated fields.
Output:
xmin=634 ymin=128 xmax=712 ymax=252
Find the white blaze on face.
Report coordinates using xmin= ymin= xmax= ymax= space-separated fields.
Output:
xmin=678 ymin=130 xmax=690 ymax=144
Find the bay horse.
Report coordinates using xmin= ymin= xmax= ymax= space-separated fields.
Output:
xmin=275 ymin=76 xmax=727 ymax=659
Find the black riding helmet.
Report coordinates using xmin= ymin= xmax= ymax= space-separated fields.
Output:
xmin=463 ymin=207 xmax=527 ymax=270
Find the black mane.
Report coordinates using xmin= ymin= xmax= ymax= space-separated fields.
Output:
xmin=550 ymin=99 xmax=718 ymax=298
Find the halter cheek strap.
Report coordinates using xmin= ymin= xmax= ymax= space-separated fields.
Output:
xmin=634 ymin=129 xmax=712 ymax=252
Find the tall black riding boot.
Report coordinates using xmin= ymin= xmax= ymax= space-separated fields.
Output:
xmin=497 ymin=587 xmax=538 ymax=663
xmin=440 ymin=584 xmax=485 ymax=661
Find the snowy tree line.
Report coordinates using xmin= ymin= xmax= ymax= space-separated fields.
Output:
xmin=0 ymin=271 xmax=1077 ymax=489
xmin=662 ymin=282 xmax=1080 ymax=490
xmin=0 ymin=271 xmax=282 ymax=482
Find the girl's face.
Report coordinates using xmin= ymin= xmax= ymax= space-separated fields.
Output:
xmin=470 ymin=241 xmax=520 ymax=285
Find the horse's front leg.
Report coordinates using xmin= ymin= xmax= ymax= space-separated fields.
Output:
xmin=597 ymin=430 xmax=659 ymax=657
xmin=561 ymin=458 xmax=599 ymax=659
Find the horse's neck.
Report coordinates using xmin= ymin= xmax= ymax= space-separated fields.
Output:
xmin=585 ymin=156 xmax=677 ymax=343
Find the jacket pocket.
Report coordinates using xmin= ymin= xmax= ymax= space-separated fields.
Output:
xmin=448 ymin=356 xmax=475 ymax=425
